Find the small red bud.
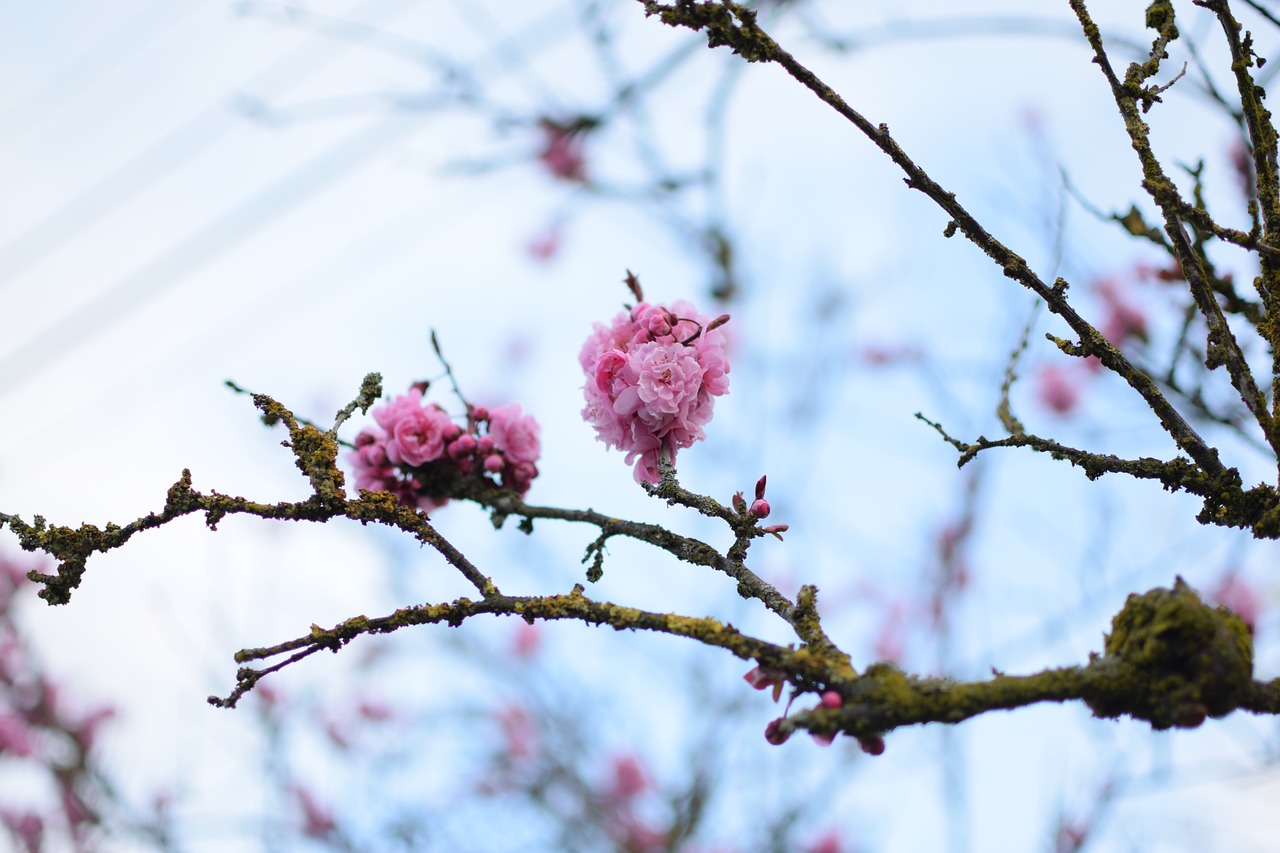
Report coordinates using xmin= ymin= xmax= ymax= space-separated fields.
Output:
xmin=858 ymin=735 xmax=885 ymax=756
xmin=471 ymin=405 xmax=490 ymax=422
xmin=820 ymin=691 xmax=842 ymax=709
xmin=483 ymin=454 xmax=505 ymax=473
xmin=706 ymin=313 xmax=731 ymax=332
xmin=476 ymin=435 xmax=496 ymax=454
xmin=750 ymin=499 xmax=770 ymax=519
xmin=764 ymin=718 xmax=791 ymax=745
xmin=732 ymin=491 xmax=747 ymax=513
xmin=754 ymin=475 xmax=767 ymax=500
xmin=448 ymin=434 xmax=477 ymax=459
xmin=811 ymin=731 xmax=836 ymax=747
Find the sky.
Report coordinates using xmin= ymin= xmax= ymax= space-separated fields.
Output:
xmin=3 ymin=1 xmax=1280 ymax=851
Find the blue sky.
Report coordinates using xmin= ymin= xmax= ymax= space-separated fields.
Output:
xmin=3 ymin=2 xmax=1279 ymax=850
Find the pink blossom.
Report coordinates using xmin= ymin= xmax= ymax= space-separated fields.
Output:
xmin=614 ymin=816 xmax=668 ymax=852
xmin=1210 ymin=572 xmax=1260 ymax=632
xmin=357 ymin=699 xmax=394 ymax=722
xmin=1036 ymin=364 xmax=1080 ymax=415
xmin=537 ymin=119 xmax=589 ymax=182
xmin=512 ymin=621 xmax=540 ymax=658
xmin=291 ymin=785 xmax=337 ymax=839
xmin=608 ymin=754 xmax=650 ymax=802
xmin=0 ymin=713 xmax=34 ymax=757
xmin=527 ymin=224 xmax=562 ymax=261
xmin=1095 ymin=277 xmax=1148 ymax=345
xmin=371 ymin=390 xmax=454 ymax=467
xmin=873 ymin=602 xmax=906 ymax=663
xmin=497 ymin=705 xmax=536 ymax=761
xmin=488 ymin=403 xmax=541 ymax=464
xmin=352 ymin=384 xmax=540 ymax=507
xmin=628 ymin=341 xmax=705 ymax=419
xmin=806 ymin=831 xmax=845 ymax=853
xmin=0 ymin=810 xmax=42 ymax=852
xmin=348 ymin=429 xmax=392 ymax=491
xmin=581 ymin=297 xmax=730 ymax=482
xmin=59 ymin=783 xmax=92 ymax=831
xmin=389 ymin=406 xmax=451 ymax=467
xmin=372 ymin=389 xmax=425 ymax=433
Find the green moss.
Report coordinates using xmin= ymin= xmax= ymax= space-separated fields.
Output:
xmin=1145 ymin=0 xmax=1175 ymax=35
xmin=1086 ymin=578 xmax=1252 ymax=728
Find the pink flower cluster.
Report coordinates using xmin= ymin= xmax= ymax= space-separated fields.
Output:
xmin=580 ymin=300 xmax=730 ymax=483
xmin=348 ymin=388 xmax=540 ymax=511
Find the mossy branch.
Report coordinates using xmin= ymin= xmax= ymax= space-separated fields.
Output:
xmin=4 ymin=380 xmax=1275 ymax=745
xmin=1070 ymin=0 xmax=1280 ymax=463
xmin=916 ymin=413 xmax=1280 ymax=538
xmin=789 ymin=579 xmax=1267 ymax=743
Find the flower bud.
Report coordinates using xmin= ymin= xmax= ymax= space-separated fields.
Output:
xmin=483 ymin=454 xmax=505 ymax=473
xmin=477 ymin=435 xmax=496 ymax=454
xmin=750 ymin=499 xmax=770 ymax=519
xmin=764 ymin=718 xmax=791 ymax=746
xmin=442 ymin=422 xmax=462 ymax=441
xmin=754 ymin=475 xmax=767 ymax=500
xmin=810 ymin=731 xmax=836 ymax=747
xmin=858 ymin=735 xmax=885 ymax=756
xmin=645 ymin=313 xmax=672 ymax=337
xmin=471 ymin=405 xmax=489 ymax=422
xmin=706 ymin=313 xmax=731 ymax=332
xmin=732 ymin=491 xmax=746 ymax=513
xmin=820 ymin=691 xmax=842 ymax=709
xmin=448 ymin=434 xmax=477 ymax=459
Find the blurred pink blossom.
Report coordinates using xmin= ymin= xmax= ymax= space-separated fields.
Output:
xmin=512 ymin=621 xmax=540 ymax=659
xmin=1035 ymin=364 xmax=1081 ymax=415
xmin=526 ymin=225 xmax=562 ymax=261
xmin=497 ymin=705 xmax=536 ymax=761
xmin=806 ymin=831 xmax=845 ymax=853
xmin=1209 ymin=571 xmax=1260 ymax=632
xmin=291 ymin=785 xmax=337 ymax=839
xmin=607 ymin=754 xmax=650 ymax=802
xmin=873 ymin=602 xmax=905 ymax=663
xmin=0 ymin=713 xmax=35 ymax=757
xmin=537 ymin=118 xmax=590 ymax=182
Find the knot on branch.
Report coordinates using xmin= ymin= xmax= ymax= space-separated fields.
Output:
xmin=1085 ymin=577 xmax=1252 ymax=729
